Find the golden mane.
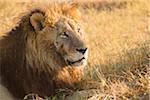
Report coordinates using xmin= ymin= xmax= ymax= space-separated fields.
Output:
xmin=42 ymin=3 xmax=81 ymax=26
xmin=22 ymin=2 xmax=80 ymax=26
xmin=0 ymin=2 xmax=80 ymax=37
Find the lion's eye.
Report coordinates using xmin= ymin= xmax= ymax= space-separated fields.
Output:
xmin=77 ymin=27 xmax=80 ymax=33
xmin=61 ymin=32 xmax=69 ymax=38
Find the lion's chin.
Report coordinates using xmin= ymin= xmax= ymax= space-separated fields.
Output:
xmin=66 ymin=57 xmax=87 ymax=67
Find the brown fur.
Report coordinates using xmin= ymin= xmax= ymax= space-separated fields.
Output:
xmin=0 ymin=3 xmax=87 ymax=99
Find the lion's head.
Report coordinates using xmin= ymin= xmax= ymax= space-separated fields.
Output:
xmin=54 ymin=18 xmax=88 ymax=66
xmin=28 ymin=3 xmax=88 ymax=67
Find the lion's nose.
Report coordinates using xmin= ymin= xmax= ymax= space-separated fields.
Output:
xmin=76 ymin=48 xmax=87 ymax=54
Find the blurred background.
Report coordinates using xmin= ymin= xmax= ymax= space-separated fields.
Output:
xmin=0 ymin=0 xmax=149 ymax=99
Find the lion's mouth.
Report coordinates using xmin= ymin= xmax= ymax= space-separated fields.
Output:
xmin=67 ymin=57 xmax=85 ymax=65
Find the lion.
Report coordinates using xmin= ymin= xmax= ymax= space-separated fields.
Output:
xmin=0 ymin=3 xmax=88 ymax=99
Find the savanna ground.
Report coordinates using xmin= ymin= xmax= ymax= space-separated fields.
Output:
xmin=0 ymin=0 xmax=149 ymax=100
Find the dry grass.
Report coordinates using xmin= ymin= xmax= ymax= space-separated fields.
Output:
xmin=78 ymin=0 xmax=150 ymax=99
xmin=0 ymin=0 xmax=149 ymax=100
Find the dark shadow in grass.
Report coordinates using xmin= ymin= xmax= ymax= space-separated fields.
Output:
xmin=89 ymin=42 xmax=149 ymax=76
xmin=79 ymin=42 xmax=150 ymax=100
xmin=79 ymin=1 xmax=129 ymax=12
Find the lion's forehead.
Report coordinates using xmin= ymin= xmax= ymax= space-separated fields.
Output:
xmin=56 ymin=17 xmax=80 ymax=31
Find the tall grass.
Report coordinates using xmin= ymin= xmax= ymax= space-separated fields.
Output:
xmin=78 ymin=0 xmax=150 ymax=99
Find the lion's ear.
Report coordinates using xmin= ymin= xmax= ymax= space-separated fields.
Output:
xmin=30 ymin=12 xmax=45 ymax=32
xmin=63 ymin=3 xmax=81 ymax=20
